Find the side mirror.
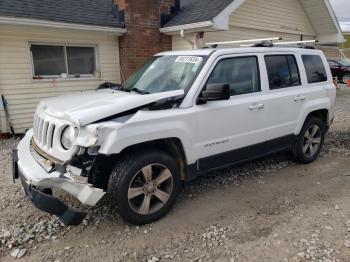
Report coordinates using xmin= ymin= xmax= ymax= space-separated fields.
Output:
xmin=198 ymin=83 xmax=230 ymax=104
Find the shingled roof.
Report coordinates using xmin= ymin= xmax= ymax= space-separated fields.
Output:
xmin=0 ymin=0 xmax=123 ymax=28
xmin=163 ymin=0 xmax=234 ymax=28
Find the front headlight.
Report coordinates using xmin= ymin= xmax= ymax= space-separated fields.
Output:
xmin=61 ymin=126 xmax=77 ymax=150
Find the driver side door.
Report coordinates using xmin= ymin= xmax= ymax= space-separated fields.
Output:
xmin=189 ymin=54 xmax=269 ymax=172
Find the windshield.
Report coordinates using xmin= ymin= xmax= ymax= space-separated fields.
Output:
xmin=122 ymin=55 xmax=206 ymax=94
xmin=339 ymin=60 xmax=350 ymax=66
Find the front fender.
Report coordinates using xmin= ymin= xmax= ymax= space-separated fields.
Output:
xmin=96 ymin=117 xmax=195 ymax=164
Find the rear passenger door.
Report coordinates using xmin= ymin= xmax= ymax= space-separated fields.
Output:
xmin=262 ymin=53 xmax=306 ymax=141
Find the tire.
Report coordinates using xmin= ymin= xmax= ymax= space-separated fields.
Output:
xmin=292 ymin=117 xmax=325 ymax=164
xmin=343 ymin=73 xmax=350 ymax=84
xmin=107 ymin=149 xmax=181 ymax=225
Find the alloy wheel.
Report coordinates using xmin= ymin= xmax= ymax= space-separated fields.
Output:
xmin=302 ymin=125 xmax=321 ymax=158
xmin=127 ymin=164 xmax=173 ymax=215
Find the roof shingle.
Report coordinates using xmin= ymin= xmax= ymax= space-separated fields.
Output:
xmin=163 ymin=0 xmax=234 ymax=27
xmin=0 ymin=0 xmax=123 ymax=28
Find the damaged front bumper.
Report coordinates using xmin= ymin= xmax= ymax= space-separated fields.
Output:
xmin=13 ymin=129 xmax=106 ymax=225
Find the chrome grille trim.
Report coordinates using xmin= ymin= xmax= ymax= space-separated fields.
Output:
xmin=33 ymin=111 xmax=57 ymax=150
xmin=32 ymin=108 xmax=79 ymax=163
xmin=47 ymin=123 xmax=55 ymax=148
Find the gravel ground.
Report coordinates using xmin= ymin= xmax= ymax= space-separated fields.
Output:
xmin=1 ymin=86 xmax=350 ymax=262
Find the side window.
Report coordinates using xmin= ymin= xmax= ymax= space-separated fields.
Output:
xmin=265 ymin=55 xmax=301 ymax=90
xmin=302 ymin=55 xmax=328 ymax=83
xmin=207 ymin=56 xmax=260 ymax=96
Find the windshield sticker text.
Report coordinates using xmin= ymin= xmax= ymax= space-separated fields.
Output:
xmin=175 ymin=56 xmax=202 ymax=64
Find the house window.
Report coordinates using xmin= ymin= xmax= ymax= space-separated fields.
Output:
xmin=265 ymin=55 xmax=301 ymax=90
xmin=30 ymin=44 xmax=99 ymax=79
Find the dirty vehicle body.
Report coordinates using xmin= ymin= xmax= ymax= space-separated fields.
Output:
xmin=13 ymin=47 xmax=336 ymax=225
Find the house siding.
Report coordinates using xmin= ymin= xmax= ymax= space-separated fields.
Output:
xmin=300 ymin=0 xmax=337 ymax=35
xmin=0 ymin=25 xmax=121 ymax=133
xmin=172 ymin=0 xmax=316 ymax=50
xmin=318 ymin=47 xmax=342 ymax=60
xmin=230 ymin=0 xmax=315 ymax=36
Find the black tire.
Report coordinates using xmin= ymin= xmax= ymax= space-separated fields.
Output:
xmin=292 ymin=117 xmax=325 ymax=164
xmin=107 ymin=149 xmax=181 ymax=225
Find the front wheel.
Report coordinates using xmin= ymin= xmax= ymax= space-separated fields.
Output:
xmin=108 ymin=150 xmax=181 ymax=225
xmin=292 ymin=117 xmax=325 ymax=164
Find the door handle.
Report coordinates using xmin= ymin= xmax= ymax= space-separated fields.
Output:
xmin=294 ymin=95 xmax=306 ymax=102
xmin=249 ymin=103 xmax=265 ymax=110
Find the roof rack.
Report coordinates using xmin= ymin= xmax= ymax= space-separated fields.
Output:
xmin=241 ymin=40 xmax=318 ymax=49
xmin=204 ymin=37 xmax=318 ymax=49
xmin=205 ymin=37 xmax=282 ymax=48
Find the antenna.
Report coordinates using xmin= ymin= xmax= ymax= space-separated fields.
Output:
xmin=205 ymin=37 xmax=282 ymax=47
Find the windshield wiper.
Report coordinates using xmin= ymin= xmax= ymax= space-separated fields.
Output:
xmin=130 ymin=88 xmax=150 ymax=95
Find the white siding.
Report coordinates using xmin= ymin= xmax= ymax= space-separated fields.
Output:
xmin=0 ymin=25 xmax=121 ymax=133
xmin=318 ymin=47 xmax=342 ymax=60
xmin=300 ymin=0 xmax=337 ymax=35
xmin=172 ymin=35 xmax=193 ymax=50
xmin=172 ymin=0 xmax=316 ymax=50
xmin=173 ymin=26 xmax=315 ymax=50
xmin=203 ymin=27 xmax=315 ymax=46
xmin=230 ymin=0 xmax=315 ymax=36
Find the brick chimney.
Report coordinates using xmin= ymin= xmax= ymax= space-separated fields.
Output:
xmin=115 ymin=0 xmax=179 ymax=81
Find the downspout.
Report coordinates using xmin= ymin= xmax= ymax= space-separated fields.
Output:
xmin=180 ymin=29 xmax=195 ymax=49
xmin=0 ymin=77 xmax=8 ymax=134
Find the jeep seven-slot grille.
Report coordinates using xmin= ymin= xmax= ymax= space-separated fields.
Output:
xmin=33 ymin=113 xmax=56 ymax=150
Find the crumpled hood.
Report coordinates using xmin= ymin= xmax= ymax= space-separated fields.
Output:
xmin=38 ymin=89 xmax=184 ymax=126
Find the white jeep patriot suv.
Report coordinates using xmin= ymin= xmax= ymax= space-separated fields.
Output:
xmin=13 ymin=47 xmax=336 ymax=225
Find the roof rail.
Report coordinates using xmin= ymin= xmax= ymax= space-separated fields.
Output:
xmin=203 ymin=37 xmax=318 ymax=49
xmin=241 ymin=40 xmax=318 ymax=49
xmin=204 ymin=37 xmax=282 ymax=48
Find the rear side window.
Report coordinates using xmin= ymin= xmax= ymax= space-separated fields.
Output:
xmin=207 ymin=56 xmax=260 ymax=96
xmin=265 ymin=55 xmax=301 ymax=90
xmin=302 ymin=55 xmax=328 ymax=83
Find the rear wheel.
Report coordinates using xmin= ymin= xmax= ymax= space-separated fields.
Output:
xmin=293 ymin=117 xmax=325 ymax=164
xmin=107 ymin=150 xmax=181 ymax=225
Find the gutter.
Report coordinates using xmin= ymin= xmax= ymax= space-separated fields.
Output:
xmin=0 ymin=16 xmax=127 ymax=35
xmin=160 ymin=21 xmax=214 ymax=34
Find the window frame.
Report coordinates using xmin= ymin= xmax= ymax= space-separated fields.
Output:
xmin=29 ymin=42 xmax=100 ymax=80
xmin=203 ymin=55 xmax=262 ymax=97
xmin=264 ymin=54 xmax=302 ymax=90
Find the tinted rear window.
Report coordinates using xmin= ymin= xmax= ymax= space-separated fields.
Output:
xmin=302 ymin=55 xmax=328 ymax=83
xmin=265 ymin=55 xmax=301 ymax=90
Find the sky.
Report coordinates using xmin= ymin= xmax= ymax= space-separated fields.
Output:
xmin=329 ymin=0 xmax=350 ymax=32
